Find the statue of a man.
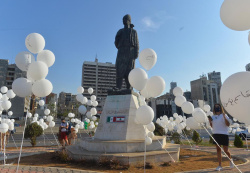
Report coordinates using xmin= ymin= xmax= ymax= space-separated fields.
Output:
xmin=115 ymin=14 xmax=139 ymax=90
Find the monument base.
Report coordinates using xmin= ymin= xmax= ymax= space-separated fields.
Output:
xmin=66 ymin=138 xmax=180 ymax=165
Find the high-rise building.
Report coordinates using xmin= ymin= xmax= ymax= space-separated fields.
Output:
xmin=170 ymin=82 xmax=177 ymax=94
xmin=82 ymin=58 xmax=125 ymax=111
xmin=207 ymin=71 xmax=222 ymax=94
xmin=190 ymin=76 xmax=219 ymax=107
xmin=246 ymin=63 xmax=250 ymax=71
xmin=0 ymin=59 xmax=27 ymax=118
xmin=57 ymin=92 xmax=78 ymax=116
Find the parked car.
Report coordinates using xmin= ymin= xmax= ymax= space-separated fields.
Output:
xmin=236 ymin=129 xmax=250 ymax=140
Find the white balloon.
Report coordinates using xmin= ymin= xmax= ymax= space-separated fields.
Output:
xmin=92 ymin=116 xmax=97 ymax=121
xmin=140 ymin=83 xmax=150 ymax=98
xmin=86 ymin=112 xmax=92 ymax=118
xmin=39 ymin=100 xmax=45 ymax=106
xmin=82 ymin=97 xmax=88 ymax=104
xmin=0 ymin=123 xmax=9 ymax=133
xmin=92 ymin=101 xmax=98 ymax=107
xmin=90 ymin=107 xmax=97 ymax=115
xmin=39 ymin=118 xmax=44 ymax=123
xmin=1 ymin=86 xmax=8 ymax=94
xmin=8 ymin=111 xmax=13 ymax=116
xmin=2 ymin=94 xmax=9 ymax=101
xmin=0 ymin=93 xmax=2 ymax=99
xmin=76 ymin=94 xmax=84 ymax=102
xmin=33 ymin=117 xmax=38 ymax=122
xmin=27 ymin=113 xmax=32 ymax=118
xmin=146 ymin=76 xmax=165 ymax=98
xmin=173 ymin=87 xmax=183 ymax=97
xmin=68 ymin=113 xmax=73 ymax=117
xmin=145 ymin=136 xmax=152 ymax=145
xmin=78 ymin=105 xmax=87 ymax=114
xmin=146 ymin=122 xmax=155 ymax=132
xmin=87 ymin=100 xmax=93 ymax=106
xmin=6 ymin=90 xmax=16 ymax=99
xmin=44 ymin=109 xmax=50 ymax=115
xmin=32 ymin=79 xmax=53 ymax=97
xmin=47 ymin=115 xmax=53 ymax=122
xmin=220 ymin=72 xmax=250 ymax=125
xmin=25 ymin=33 xmax=45 ymax=54
xmin=128 ymin=68 xmax=148 ymax=91
xmin=186 ymin=117 xmax=201 ymax=130
xmin=8 ymin=123 xmax=14 ymax=131
xmin=88 ymin=88 xmax=93 ymax=94
xmin=139 ymin=48 xmax=157 ymax=70
xmin=136 ymin=105 xmax=154 ymax=125
xmin=192 ymin=108 xmax=207 ymax=123
xmin=2 ymin=101 xmax=11 ymax=110
xmin=27 ymin=61 xmax=48 ymax=80
xmin=148 ymin=132 xmax=155 ymax=138
xmin=181 ymin=101 xmax=194 ymax=114
xmin=15 ymin=51 xmax=35 ymax=71
xmin=77 ymin=86 xmax=84 ymax=94
xmin=71 ymin=118 xmax=75 ymax=123
xmin=90 ymin=95 xmax=96 ymax=101
xmin=37 ymin=50 xmax=55 ymax=67
xmin=220 ymin=0 xmax=250 ymax=31
xmin=34 ymin=113 xmax=39 ymax=118
xmin=95 ymin=122 xmax=98 ymax=126
xmin=174 ymin=95 xmax=186 ymax=107
xmin=203 ymin=105 xmax=211 ymax=112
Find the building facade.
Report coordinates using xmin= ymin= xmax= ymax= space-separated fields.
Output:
xmin=207 ymin=71 xmax=222 ymax=95
xmin=170 ymin=82 xmax=177 ymax=94
xmin=191 ymin=75 xmax=219 ymax=107
xmin=57 ymin=92 xmax=78 ymax=116
xmin=81 ymin=58 xmax=126 ymax=111
xmin=0 ymin=59 xmax=27 ymax=118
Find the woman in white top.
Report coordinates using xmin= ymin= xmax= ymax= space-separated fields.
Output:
xmin=208 ymin=103 xmax=234 ymax=171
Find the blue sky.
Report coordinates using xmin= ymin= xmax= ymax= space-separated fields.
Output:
xmin=0 ymin=0 xmax=249 ymax=95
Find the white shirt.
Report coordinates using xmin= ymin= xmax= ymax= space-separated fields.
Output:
xmin=211 ymin=114 xmax=230 ymax=135
xmin=61 ymin=122 xmax=68 ymax=132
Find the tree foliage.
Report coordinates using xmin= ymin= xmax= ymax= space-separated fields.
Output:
xmin=24 ymin=123 xmax=43 ymax=147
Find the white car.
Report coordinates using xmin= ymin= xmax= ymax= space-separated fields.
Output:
xmin=236 ymin=129 xmax=250 ymax=140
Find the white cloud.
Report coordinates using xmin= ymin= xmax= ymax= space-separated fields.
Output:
xmin=141 ymin=11 xmax=174 ymax=31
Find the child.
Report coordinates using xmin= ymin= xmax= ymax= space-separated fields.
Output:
xmin=68 ymin=127 xmax=77 ymax=145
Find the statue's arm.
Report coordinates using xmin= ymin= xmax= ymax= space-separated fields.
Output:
xmin=135 ymin=31 xmax=139 ymax=58
xmin=115 ymin=29 xmax=122 ymax=49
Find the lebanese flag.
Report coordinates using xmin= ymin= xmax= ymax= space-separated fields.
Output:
xmin=107 ymin=116 xmax=125 ymax=122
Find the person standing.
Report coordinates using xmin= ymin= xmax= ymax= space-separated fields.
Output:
xmin=60 ymin=117 xmax=69 ymax=148
xmin=208 ymin=103 xmax=234 ymax=171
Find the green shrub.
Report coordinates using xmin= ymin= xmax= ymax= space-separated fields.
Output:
xmin=154 ymin=122 xmax=164 ymax=136
xmin=234 ymin=134 xmax=243 ymax=148
xmin=192 ymin=130 xmax=202 ymax=145
xmin=170 ymin=132 xmax=181 ymax=144
xmin=24 ymin=123 xmax=43 ymax=147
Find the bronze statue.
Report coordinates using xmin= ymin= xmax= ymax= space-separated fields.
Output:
xmin=114 ymin=14 xmax=139 ymax=90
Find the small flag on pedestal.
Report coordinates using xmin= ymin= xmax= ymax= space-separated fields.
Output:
xmin=107 ymin=116 xmax=125 ymax=123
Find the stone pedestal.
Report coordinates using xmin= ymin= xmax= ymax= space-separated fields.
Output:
xmin=94 ymin=94 xmax=145 ymax=140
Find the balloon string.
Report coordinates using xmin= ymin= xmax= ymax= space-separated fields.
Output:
xmin=4 ymin=133 xmax=6 ymax=165
xmin=157 ymin=139 xmax=176 ymax=162
xmin=16 ymin=110 xmax=28 ymax=173
xmin=50 ymin=127 xmax=60 ymax=147
xmin=143 ymin=125 xmax=146 ymax=173
xmin=182 ymin=129 xmax=193 ymax=149
xmin=11 ymin=134 xmax=18 ymax=149
xmin=202 ymin=125 xmax=242 ymax=173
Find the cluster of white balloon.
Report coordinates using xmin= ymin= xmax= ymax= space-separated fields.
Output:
xmin=13 ymin=33 xmax=54 ymax=98
xmin=128 ymin=48 xmax=166 ymax=145
xmin=173 ymin=87 xmax=214 ymax=131
xmin=0 ymin=86 xmax=16 ymax=133
xmin=72 ymin=86 xmax=99 ymax=131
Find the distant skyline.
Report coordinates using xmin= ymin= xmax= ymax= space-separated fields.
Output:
xmin=0 ymin=0 xmax=249 ymax=95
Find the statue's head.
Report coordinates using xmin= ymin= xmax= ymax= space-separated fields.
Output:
xmin=123 ymin=14 xmax=131 ymax=26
